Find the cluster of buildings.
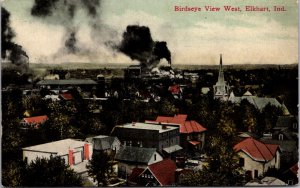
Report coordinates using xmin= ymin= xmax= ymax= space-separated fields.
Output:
xmin=21 ymin=112 xmax=297 ymax=186
xmin=10 ymin=54 xmax=298 ymax=186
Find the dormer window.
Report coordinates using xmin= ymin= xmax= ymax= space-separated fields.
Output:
xmin=293 ymin=123 xmax=297 ymax=129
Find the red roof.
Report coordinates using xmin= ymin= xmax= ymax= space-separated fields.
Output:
xmin=148 ymin=159 xmax=177 ymax=186
xmin=168 ymin=85 xmax=181 ymax=94
xmin=290 ymin=163 xmax=298 ymax=176
xmin=155 ymin=114 xmax=206 ymax=133
xmin=128 ymin=168 xmax=144 ymax=183
xmin=189 ymin=141 xmax=201 ymax=145
xmin=60 ymin=93 xmax=73 ymax=100
xmin=234 ymin=137 xmax=279 ymax=162
xmin=23 ymin=115 xmax=48 ymax=124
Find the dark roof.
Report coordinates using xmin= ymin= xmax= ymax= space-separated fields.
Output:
xmin=229 ymin=96 xmax=282 ymax=111
xmin=93 ymin=136 xmax=119 ymax=150
xmin=37 ymin=79 xmax=97 ymax=85
xmin=275 ymin=116 xmax=297 ymax=129
xmin=259 ymin=138 xmax=297 ymax=153
xmin=115 ymin=146 xmax=157 ymax=164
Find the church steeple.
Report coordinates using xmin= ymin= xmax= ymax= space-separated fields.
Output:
xmin=213 ymin=54 xmax=230 ymax=101
xmin=217 ymin=54 xmax=225 ymax=84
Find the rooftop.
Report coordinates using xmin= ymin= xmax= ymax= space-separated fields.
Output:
xmin=234 ymin=137 xmax=279 ymax=162
xmin=23 ymin=115 xmax=48 ymax=124
xmin=37 ymin=79 xmax=98 ymax=85
xmin=22 ymin=139 xmax=89 ymax=155
xmin=154 ymin=114 xmax=206 ymax=133
xmin=147 ymin=159 xmax=177 ymax=186
xmin=115 ymin=122 xmax=179 ymax=133
xmin=115 ymin=146 xmax=158 ymax=164
xmin=229 ymin=95 xmax=282 ymax=111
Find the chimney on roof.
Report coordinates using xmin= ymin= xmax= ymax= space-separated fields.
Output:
xmin=132 ymin=122 xmax=135 ymax=126
xmin=162 ymin=124 xmax=167 ymax=130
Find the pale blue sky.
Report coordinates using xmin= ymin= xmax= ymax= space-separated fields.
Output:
xmin=2 ymin=0 xmax=298 ymax=65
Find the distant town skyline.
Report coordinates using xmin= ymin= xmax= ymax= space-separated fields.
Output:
xmin=2 ymin=0 xmax=298 ymax=65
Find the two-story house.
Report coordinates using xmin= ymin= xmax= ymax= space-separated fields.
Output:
xmin=234 ymin=137 xmax=280 ymax=179
xmin=149 ymin=114 xmax=206 ymax=152
xmin=129 ymin=159 xmax=177 ymax=186
xmin=115 ymin=146 xmax=163 ymax=178
xmin=111 ymin=122 xmax=182 ymax=155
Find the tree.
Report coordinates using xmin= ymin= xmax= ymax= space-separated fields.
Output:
xmin=2 ymin=160 xmax=26 ymax=187
xmin=261 ymin=104 xmax=283 ymax=131
xmin=87 ymin=151 xmax=115 ymax=186
xmin=180 ymin=105 xmax=243 ymax=186
xmin=158 ymin=99 xmax=177 ymax=116
xmin=22 ymin=156 xmax=83 ymax=186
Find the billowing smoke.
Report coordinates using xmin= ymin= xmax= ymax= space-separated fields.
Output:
xmin=30 ymin=0 xmax=101 ymax=54
xmin=65 ymin=32 xmax=78 ymax=54
xmin=119 ymin=25 xmax=171 ymax=70
xmin=1 ymin=7 xmax=29 ymax=70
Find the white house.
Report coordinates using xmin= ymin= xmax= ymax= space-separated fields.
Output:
xmin=85 ymin=135 xmax=121 ymax=154
xmin=234 ymin=137 xmax=280 ymax=179
xmin=115 ymin=146 xmax=163 ymax=178
xmin=22 ymin=139 xmax=93 ymax=174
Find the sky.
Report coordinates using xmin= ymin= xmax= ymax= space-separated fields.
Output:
xmin=2 ymin=0 xmax=299 ymax=65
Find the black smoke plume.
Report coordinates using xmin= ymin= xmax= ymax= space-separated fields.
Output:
xmin=65 ymin=32 xmax=78 ymax=54
xmin=31 ymin=0 xmax=59 ymax=17
xmin=1 ymin=7 xmax=29 ymax=68
xmin=30 ymin=0 xmax=101 ymax=54
xmin=119 ymin=25 xmax=171 ymax=70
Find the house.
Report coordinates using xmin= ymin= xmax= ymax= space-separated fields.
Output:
xmin=36 ymin=79 xmax=98 ymax=91
xmin=281 ymin=163 xmax=298 ymax=185
xmin=129 ymin=159 xmax=177 ymax=186
xmin=22 ymin=139 xmax=93 ymax=174
xmin=260 ymin=135 xmax=298 ymax=167
xmin=86 ymin=135 xmax=121 ymax=155
xmin=20 ymin=115 xmax=48 ymax=129
xmin=259 ymin=115 xmax=298 ymax=167
xmin=150 ymin=114 xmax=206 ymax=152
xmin=273 ymin=115 xmax=298 ymax=137
xmin=234 ymin=137 xmax=280 ymax=179
xmin=111 ymin=122 xmax=181 ymax=154
xmin=245 ymin=176 xmax=286 ymax=186
xmin=115 ymin=146 xmax=163 ymax=178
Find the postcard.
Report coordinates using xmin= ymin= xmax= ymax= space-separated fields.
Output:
xmin=1 ymin=0 xmax=298 ymax=187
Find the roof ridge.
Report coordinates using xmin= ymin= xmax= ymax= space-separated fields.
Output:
xmin=251 ymin=138 xmax=267 ymax=162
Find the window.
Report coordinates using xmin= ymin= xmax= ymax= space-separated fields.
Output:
xmin=239 ymin=158 xmax=244 ymax=167
xmin=254 ymin=170 xmax=258 ymax=178
xmin=24 ymin=157 xmax=28 ymax=164
xmin=293 ymin=123 xmax=297 ymax=129
xmin=288 ymin=180 xmax=294 ymax=185
xmin=279 ymin=134 xmax=284 ymax=141
xmin=154 ymin=154 xmax=156 ymax=161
